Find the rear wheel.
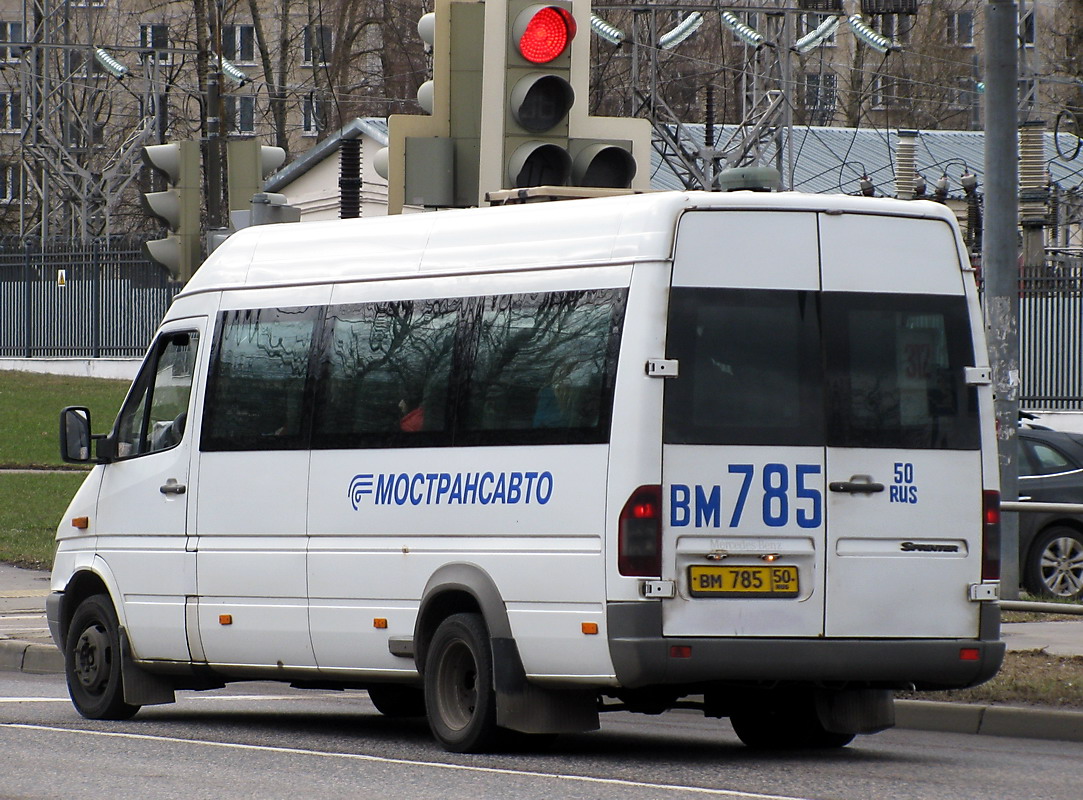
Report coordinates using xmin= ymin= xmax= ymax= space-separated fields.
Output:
xmin=65 ymin=594 xmax=140 ymax=720
xmin=424 ymin=613 xmax=498 ymax=753
xmin=367 ymin=684 xmax=426 ymax=718
xmin=730 ymin=694 xmax=854 ymax=750
xmin=1024 ymin=526 xmax=1083 ymax=599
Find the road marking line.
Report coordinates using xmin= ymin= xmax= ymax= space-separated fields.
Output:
xmin=0 ymin=590 xmax=50 ymax=598
xmin=2 ymin=722 xmax=816 ymax=800
xmin=0 ymin=698 xmax=69 ymax=702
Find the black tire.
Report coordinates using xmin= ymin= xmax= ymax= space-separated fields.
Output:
xmin=65 ymin=594 xmax=140 ymax=720
xmin=424 ymin=613 xmax=498 ymax=753
xmin=1024 ymin=526 xmax=1083 ymax=599
xmin=367 ymin=684 xmax=426 ymax=718
xmin=730 ymin=695 xmax=855 ymax=750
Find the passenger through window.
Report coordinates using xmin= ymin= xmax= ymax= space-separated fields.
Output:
xmin=314 ymin=300 xmax=458 ymax=446
xmin=461 ymin=290 xmax=619 ymax=442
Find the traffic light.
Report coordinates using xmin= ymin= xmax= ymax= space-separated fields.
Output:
xmin=379 ymin=0 xmax=485 ymax=214
xmin=502 ymin=1 xmax=576 ymax=188
xmin=226 ymin=140 xmax=286 ymax=213
xmin=141 ymin=141 xmax=201 ymax=282
xmin=481 ymin=0 xmax=650 ymax=197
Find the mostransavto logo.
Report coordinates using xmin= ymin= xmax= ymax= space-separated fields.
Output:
xmin=348 ymin=470 xmax=554 ymax=511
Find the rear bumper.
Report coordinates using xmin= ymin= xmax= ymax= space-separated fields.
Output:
xmin=607 ymin=601 xmax=1005 ymax=690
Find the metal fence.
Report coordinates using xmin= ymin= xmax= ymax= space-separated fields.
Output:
xmin=0 ymin=238 xmax=181 ymax=359
xmin=1020 ymin=256 xmax=1083 ymax=410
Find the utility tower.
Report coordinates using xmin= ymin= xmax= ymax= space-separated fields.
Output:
xmin=614 ymin=1 xmax=797 ymax=191
xmin=20 ymin=0 xmax=161 ymax=241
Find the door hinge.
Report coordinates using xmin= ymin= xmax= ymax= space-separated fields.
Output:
xmin=965 ymin=367 xmax=991 ymax=386
xmin=969 ymin=582 xmax=1000 ymax=602
xmin=642 ymin=580 xmax=676 ymax=598
xmin=646 ymin=358 xmax=679 ymax=378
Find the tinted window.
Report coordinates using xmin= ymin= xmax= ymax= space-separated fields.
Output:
xmin=201 ymin=307 xmax=320 ymax=451
xmin=313 ymin=300 xmax=459 ymax=448
xmin=664 ymin=289 xmax=979 ymax=450
xmin=824 ymin=293 xmax=979 ymax=449
xmin=114 ymin=331 xmax=199 ymax=458
xmin=460 ymin=289 xmax=623 ymax=445
xmin=1021 ymin=439 xmax=1078 ymax=476
xmin=664 ymin=288 xmax=823 ymax=446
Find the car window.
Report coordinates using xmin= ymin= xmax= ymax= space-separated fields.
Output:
xmin=1027 ymin=441 xmax=1078 ymax=476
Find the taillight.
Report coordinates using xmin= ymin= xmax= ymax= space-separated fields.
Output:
xmin=618 ymin=485 xmax=662 ymax=576
xmin=982 ymin=489 xmax=1001 ymax=581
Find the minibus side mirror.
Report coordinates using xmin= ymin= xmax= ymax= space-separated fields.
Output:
xmin=59 ymin=406 xmax=113 ymax=464
xmin=59 ymin=407 xmax=92 ymax=463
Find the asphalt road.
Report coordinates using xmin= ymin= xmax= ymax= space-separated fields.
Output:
xmin=3 ymin=671 xmax=1081 ymax=800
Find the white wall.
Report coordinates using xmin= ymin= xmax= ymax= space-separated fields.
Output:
xmin=0 ymin=358 xmax=140 ymax=382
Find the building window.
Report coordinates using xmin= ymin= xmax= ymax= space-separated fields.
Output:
xmin=0 ymin=22 xmax=23 ymax=62
xmin=946 ymin=11 xmax=974 ymax=46
xmin=223 ymin=24 xmax=255 ymax=64
xmin=0 ymin=162 xmax=19 ymax=202
xmin=303 ymin=95 xmax=327 ymax=135
xmin=870 ymin=75 xmax=895 ymax=109
xmin=1019 ymin=7 xmax=1035 ymax=48
xmin=0 ymin=92 xmax=20 ymax=132
xmin=804 ymin=72 xmax=837 ymax=124
xmin=225 ymin=95 xmax=255 ymax=134
xmin=873 ymin=13 xmax=910 ymax=45
xmin=303 ymin=25 xmax=332 ymax=65
xmin=140 ymin=24 xmax=170 ymax=63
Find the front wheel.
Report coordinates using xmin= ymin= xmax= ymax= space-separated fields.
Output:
xmin=424 ymin=613 xmax=498 ymax=753
xmin=65 ymin=594 xmax=140 ymax=720
xmin=1024 ymin=526 xmax=1083 ymax=600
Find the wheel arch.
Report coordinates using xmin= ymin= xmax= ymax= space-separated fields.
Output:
xmin=59 ymin=565 xmax=120 ymax=647
xmin=413 ymin=562 xmax=512 ymax=675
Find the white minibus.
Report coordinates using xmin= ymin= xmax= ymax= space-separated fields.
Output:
xmin=51 ymin=190 xmax=1003 ymax=752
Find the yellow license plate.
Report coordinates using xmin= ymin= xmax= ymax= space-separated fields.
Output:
xmin=688 ymin=565 xmax=799 ymax=598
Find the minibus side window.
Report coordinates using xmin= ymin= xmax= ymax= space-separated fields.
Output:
xmin=312 ymin=300 xmax=459 ymax=448
xmin=458 ymin=289 xmax=623 ymax=445
xmin=201 ymin=307 xmax=320 ymax=451
xmin=114 ymin=331 xmax=199 ymax=459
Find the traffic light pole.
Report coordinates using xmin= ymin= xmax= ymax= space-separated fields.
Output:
xmin=206 ymin=68 xmax=225 ymax=230
xmin=983 ymin=1 xmax=1020 ymax=598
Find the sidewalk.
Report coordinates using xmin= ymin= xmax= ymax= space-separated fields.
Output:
xmin=4 ymin=561 xmax=1083 ymax=742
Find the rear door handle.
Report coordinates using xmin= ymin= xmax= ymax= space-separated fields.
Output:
xmin=160 ymin=479 xmax=187 ymax=495
xmin=828 ymin=475 xmax=885 ymax=494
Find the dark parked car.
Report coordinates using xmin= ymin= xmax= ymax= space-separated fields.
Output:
xmin=1017 ymin=428 xmax=1083 ymax=599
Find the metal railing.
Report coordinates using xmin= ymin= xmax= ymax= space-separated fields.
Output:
xmin=0 ymin=237 xmax=182 ymax=359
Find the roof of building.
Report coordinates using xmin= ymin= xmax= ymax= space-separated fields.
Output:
xmin=266 ymin=118 xmax=1083 ymax=201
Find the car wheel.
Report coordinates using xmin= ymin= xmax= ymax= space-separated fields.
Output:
xmin=424 ymin=613 xmax=498 ymax=753
xmin=1025 ymin=526 xmax=1083 ymax=599
xmin=367 ymin=684 xmax=426 ymax=718
xmin=65 ymin=594 xmax=140 ymax=720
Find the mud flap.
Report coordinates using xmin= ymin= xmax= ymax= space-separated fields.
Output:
xmin=120 ymin=628 xmax=177 ymax=706
xmin=815 ymin=688 xmax=895 ymax=734
xmin=491 ymin=637 xmax=599 ymax=734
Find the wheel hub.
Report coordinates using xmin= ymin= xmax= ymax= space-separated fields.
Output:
xmin=1042 ymin=536 xmax=1083 ymax=597
xmin=73 ymin=624 xmax=109 ymax=692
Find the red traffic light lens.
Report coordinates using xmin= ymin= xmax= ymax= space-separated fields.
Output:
xmin=516 ymin=6 xmax=575 ymax=64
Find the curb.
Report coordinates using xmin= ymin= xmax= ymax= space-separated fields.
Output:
xmin=4 ymin=638 xmax=1083 ymax=743
xmin=894 ymin=699 xmax=1083 ymax=743
xmin=0 ymin=637 xmax=64 ymax=675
